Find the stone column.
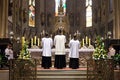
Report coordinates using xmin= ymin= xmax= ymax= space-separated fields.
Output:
xmin=113 ymin=0 xmax=120 ymax=39
xmin=0 ymin=0 xmax=8 ymax=38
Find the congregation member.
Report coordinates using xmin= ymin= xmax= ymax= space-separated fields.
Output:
xmin=54 ymin=29 xmax=66 ymax=69
xmin=108 ymin=45 xmax=116 ymax=59
xmin=5 ymin=43 xmax=14 ymax=60
xmin=41 ymin=33 xmax=53 ymax=69
xmin=69 ymin=35 xmax=80 ymax=69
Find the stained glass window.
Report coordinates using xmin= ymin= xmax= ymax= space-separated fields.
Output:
xmin=86 ymin=0 xmax=92 ymax=27
xmin=29 ymin=0 xmax=35 ymax=27
xmin=55 ymin=0 xmax=66 ymax=16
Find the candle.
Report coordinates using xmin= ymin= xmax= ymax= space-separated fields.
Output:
xmin=22 ymin=36 xmax=25 ymax=46
xmin=82 ymin=38 xmax=84 ymax=46
xmin=89 ymin=38 xmax=91 ymax=46
xmin=86 ymin=36 xmax=88 ymax=44
xmin=34 ymin=36 xmax=37 ymax=45
xmin=37 ymin=38 xmax=40 ymax=46
xmin=31 ymin=38 xmax=33 ymax=47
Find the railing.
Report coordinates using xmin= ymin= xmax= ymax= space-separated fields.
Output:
xmin=87 ymin=59 xmax=114 ymax=80
xmin=9 ymin=59 xmax=37 ymax=80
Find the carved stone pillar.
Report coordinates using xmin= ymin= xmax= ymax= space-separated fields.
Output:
xmin=0 ymin=0 xmax=8 ymax=38
xmin=113 ymin=0 xmax=120 ymax=39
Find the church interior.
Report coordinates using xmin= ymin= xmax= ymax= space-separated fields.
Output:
xmin=0 ymin=0 xmax=120 ymax=80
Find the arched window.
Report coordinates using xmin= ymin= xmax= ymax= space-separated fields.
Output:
xmin=29 ymin=0 xmax=35 ymax=27
xmin=55 ymin=0 xmax=66 ymax=16
xmin=86 ymin=0 xmax=92 ymax=27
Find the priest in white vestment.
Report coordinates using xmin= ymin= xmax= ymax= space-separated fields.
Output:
xmin=54 ymin=29 xmax=66 ymax=69
xmin=69 ymin=35 xmax=80 ymax=69
xmin=41 ymin=33 xmax=53 ymax=69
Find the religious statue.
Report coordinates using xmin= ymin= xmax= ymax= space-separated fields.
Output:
xmin=40 ymin=30 xmax=45 ymax=38
xmin=58 ymin=0 xmax=64 ymax=15
xmin=54 ymin=0 xmax=69 ymax=34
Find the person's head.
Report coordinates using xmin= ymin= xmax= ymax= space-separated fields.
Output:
xmin=73 ymin=34 xmax=77 ymax=40
xmin=58 ymin=29 xmax=62 ymax=35
xmin=7 ymin=44 xmax=12 ymax=49
xmin=45 ymin=32 xmax=49 ymax=37
xmin=109 ymin=45 xmax=113 ymax=49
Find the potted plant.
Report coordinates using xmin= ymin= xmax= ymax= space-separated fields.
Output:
xmin=93 ymin=36 xmax=107 ymax=60
xmin=18 ymin=41 xmax=31 ymax=59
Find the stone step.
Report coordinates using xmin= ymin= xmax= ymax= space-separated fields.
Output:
xmin=37 ymin=68 xmax=87 ymax=80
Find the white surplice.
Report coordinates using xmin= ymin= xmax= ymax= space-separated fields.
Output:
xmin=69 ymin=39 xmax=80 ymax=58
xmin=5 ymin=48 xmax=13 ymax=60
xmin=41 ymin=37 xmax=53 ymax=56
xmin=54 ymin=35 xmax=66 ymax=55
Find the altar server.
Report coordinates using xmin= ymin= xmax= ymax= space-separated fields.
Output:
xmin=108 ymin=45 xmax=116 ymax=59
xmin=69 ymin=35 xmax=80 ymax=69
xmin=54 ymin=29 xmax=66 ymax=69
xmin=5 ymin=44 xmax=14 ymax=60
xmin=41 ymin=32 xmax=53 ymax=69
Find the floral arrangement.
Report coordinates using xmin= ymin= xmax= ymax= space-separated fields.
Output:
xmin=93 ymin=36 xmax=107 ymax=60
xmin=18 ymin=41 xmax=31 ymax=59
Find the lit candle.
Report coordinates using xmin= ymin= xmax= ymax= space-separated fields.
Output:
xmin=34 ymin=36 xmax=37 ymax=45
xmin=37 ymin=38 xmax=40 ymax=46
xmin=82 ymin=38 xmax=84 ymax=46
xmin=86 ymin=36 xmax=88 ymax=44
xmin=31 ymin=38 xmax=33 ymax=47
xmin=89 ymin=38 xmax=91 ymax=46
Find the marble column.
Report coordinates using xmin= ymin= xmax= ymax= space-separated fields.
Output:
xmin=113 ymin=0 xmax=120 ymax=39
xmin=0 ymin=0 xmax=8 ymax=38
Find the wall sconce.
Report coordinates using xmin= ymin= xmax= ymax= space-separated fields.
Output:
xmin=9 ymin=31 xmax=20 ymax=43
xmin=9 ymin=31 xmax=14 ymax=43
xmin=107 ymin=31 xmax=112 ymax=39
xmin=9 ymin=31 xmax=14 ymax=39
xmin=16 ymin=37 xmax=20 ymax=43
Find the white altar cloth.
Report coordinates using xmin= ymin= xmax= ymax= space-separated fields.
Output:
xmin=27 ymin=48 xmax=94 ymax=53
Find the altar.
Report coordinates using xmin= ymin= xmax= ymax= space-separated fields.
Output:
xmin=28 ymin=48 xmax=94 ymax=67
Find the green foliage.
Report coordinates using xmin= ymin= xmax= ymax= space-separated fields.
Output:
xmin=18 ymin=41 xmax=31 ymax=59
xmin=113 ymin=53 xmax=120 ymax=63
xmin=0 ymin=53 xmax=7 ymax=65
xmin=93 ymin=36 xmax=107 ymax=60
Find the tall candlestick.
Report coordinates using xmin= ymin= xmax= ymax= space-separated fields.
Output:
xmin=86 ymin=36 xmax=88 ymax=44
xmin=31 ymin=38 xmax=33 ymax=47
xmin=82 ymin=38 xmax=84 ymax=46
xmin=34 ymin=36 xmax=36 ymax=45
xmin=89 ymin=38 xmax=91 ymax=46
xmin=22 ymin=36 xmax=25 ymax=46
xmin=37 ymin=38 xmax=40 ymax=46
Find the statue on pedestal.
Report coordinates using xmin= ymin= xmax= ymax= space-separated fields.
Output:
xmin=58 ymin=0 xmax=64 ymax=16
xmin=54 ymin=0 xmax=69 ymax=34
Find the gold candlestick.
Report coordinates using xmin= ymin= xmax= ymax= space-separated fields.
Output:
xmin=22 ymin=36 xmax=25 ymax=46
xmin=86 ymin=36 xmax=88 ymax=44
xmin=89 ymin=38 xmax=91 ymax=46
xmin=82 ymin=38 xmax=84 ymax=46
xmin=37 ymin=38 xmax=40 ymax=46
xmin=31 ymin=38 xmax=33 ymax=47
xmin=34 ymin=36 xmax=37 ymax=45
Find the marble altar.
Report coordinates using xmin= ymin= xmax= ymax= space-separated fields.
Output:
xmin=28 ymin=48 xmax=94 ymax=67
